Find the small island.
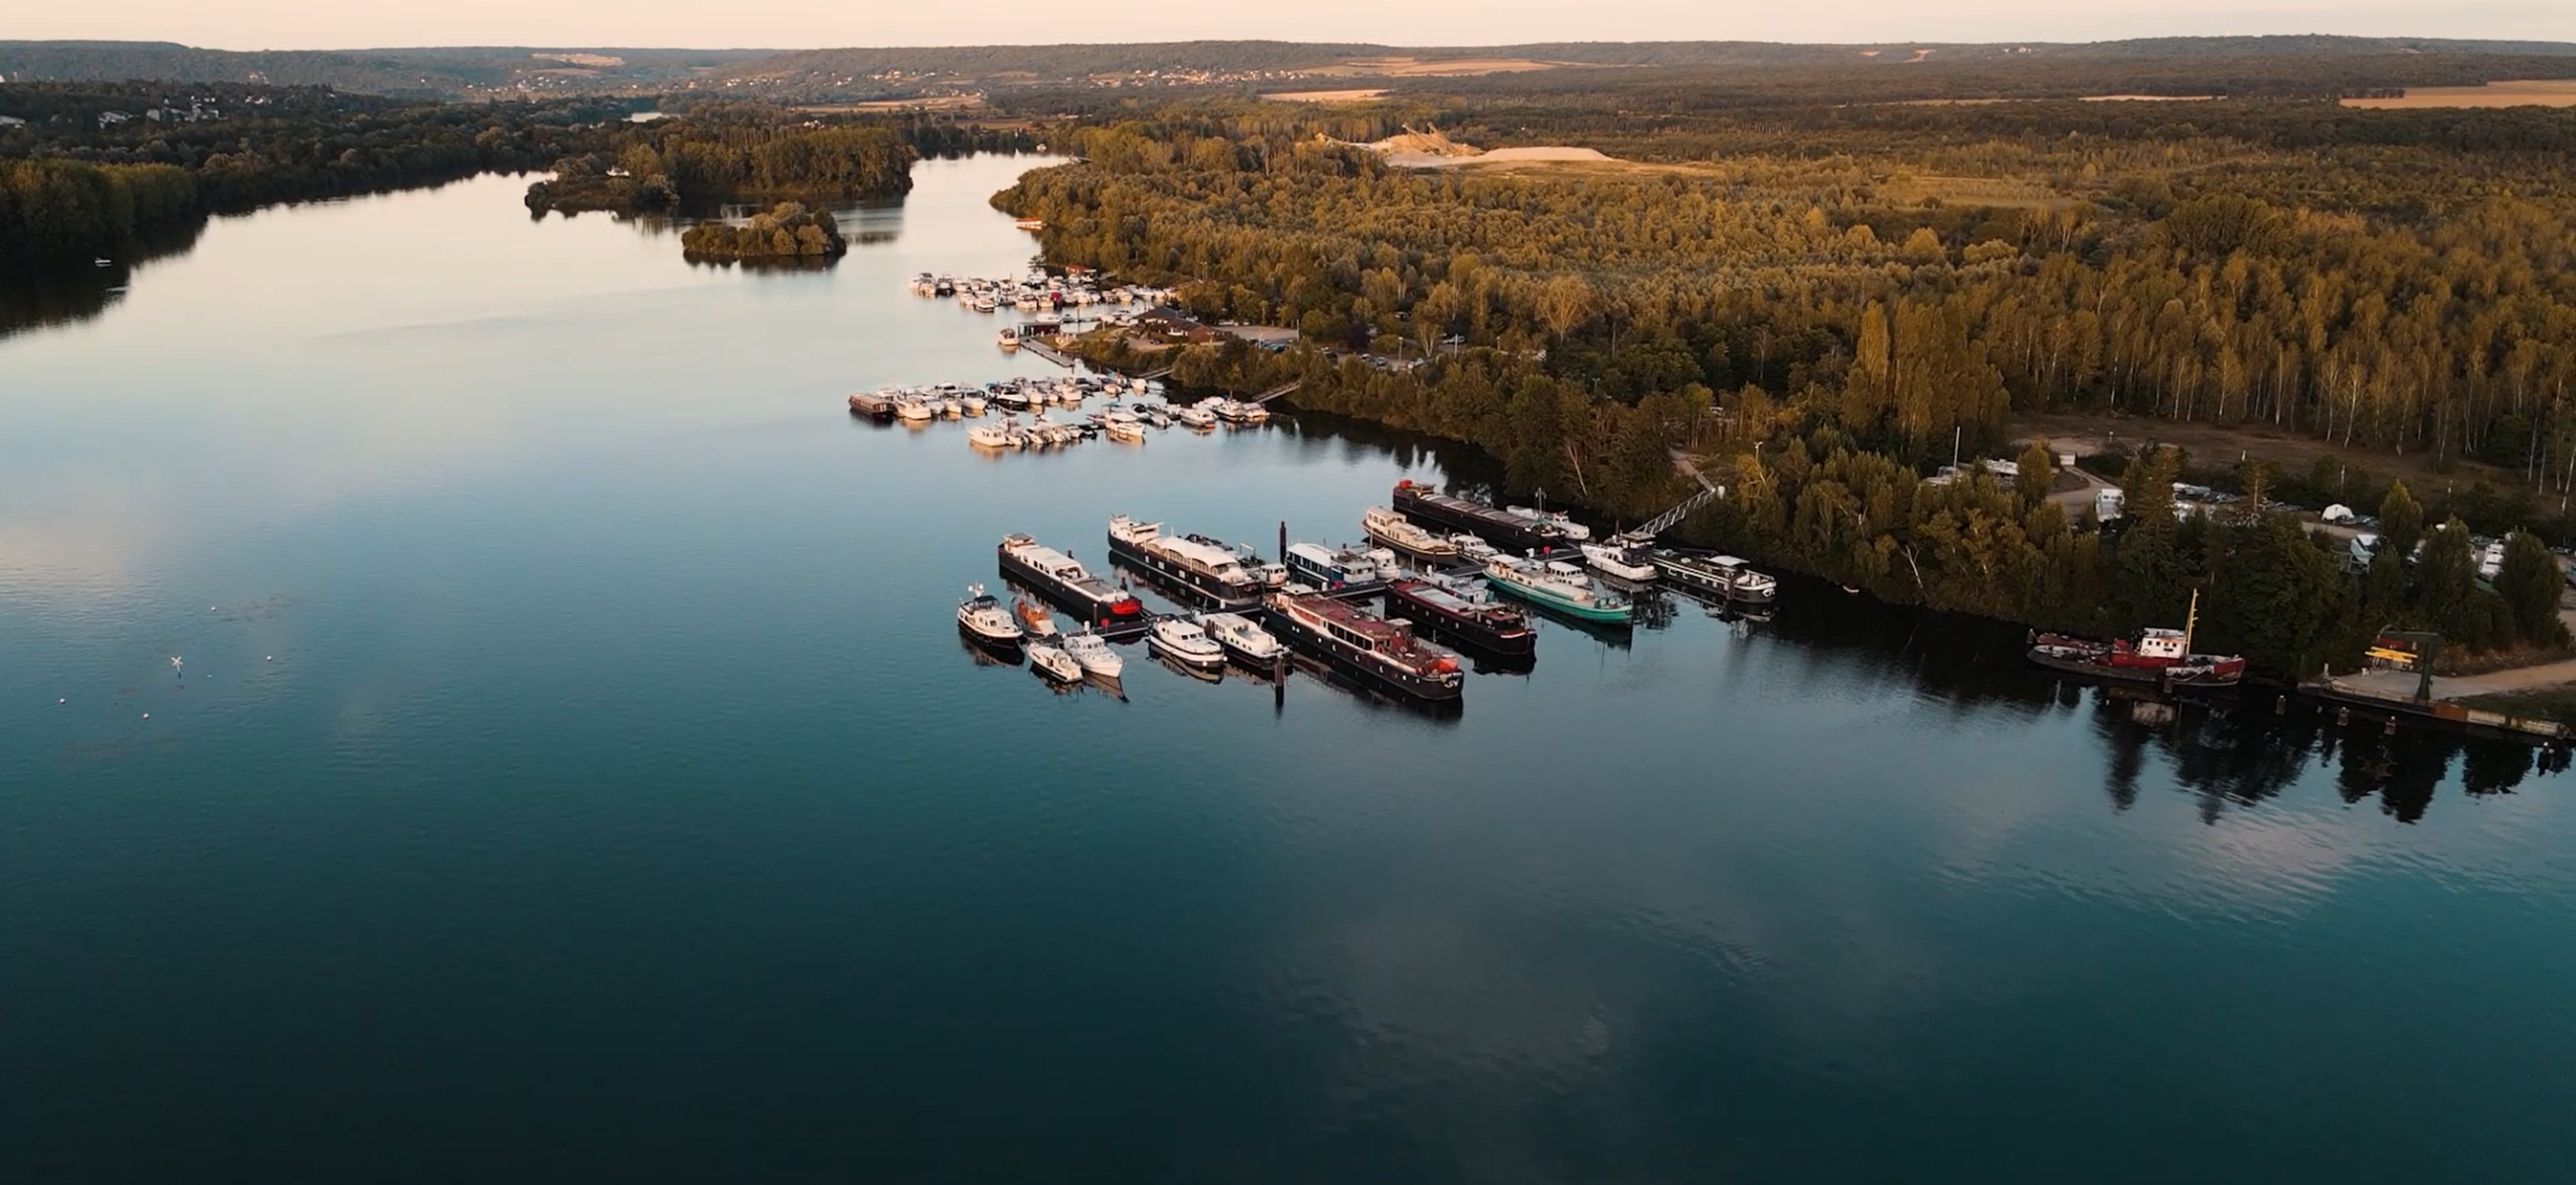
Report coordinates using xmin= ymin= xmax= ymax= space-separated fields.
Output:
xmin=680 ymin=202 xmax=846 ymax=263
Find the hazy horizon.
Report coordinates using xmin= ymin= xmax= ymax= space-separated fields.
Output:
xmin=8 ymin=2 xmax=2574 ymax=54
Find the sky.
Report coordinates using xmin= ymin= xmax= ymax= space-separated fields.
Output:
xmin=10 ymin=1 xmax=2573 ymax=52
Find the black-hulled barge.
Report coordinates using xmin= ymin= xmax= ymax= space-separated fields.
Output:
xmin=1105 ymin=515 xmax=1266 ymax=610
xmin=1264 ymin=592 xmax=1464 ymax=701
xmin=1391 ymin=480 xmax=1570 ymax=555
xmin=998 ymin=533 xmax=1148 ymax=634
xmin=1382 ymin=577 xmax=1536 ymax=655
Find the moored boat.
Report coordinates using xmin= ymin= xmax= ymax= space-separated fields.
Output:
xmin=1264 ymin=592 xmax=1465 ymax=701
xmin=1651 ymin=552 xmax=1777 ymax=602
xmin=1580 ymin=536 xmax=1659 ymax=584
xmin=1391 ymin=480 xmax=1572 ymax=553
xmin=1382 ymin=575 xmax=1536 ymax=655
xmin=1106 ymin=515 xmax=1266 ymax=609
xmin=1508 ymin=506 xmax=1590 ymax=542
xmin=1027 ymin=642 xmax=1084 ymax=683
xmin=1062 ymin=629 xmax=1124 ymax=680
xmin=967 ymin=419 xmax=1020 ymax=449
xmin=1201 ymin=612 xmax=1286 ymax=666
xmin=2028 ymin=592 xmax=2246 ymax=686
xmin=956 ymin=584 xmax=1024 ymax=649
xmin=1149 ymin=616 xmax=1227 ymax=670
xmin=1283 ymin=541 xmax=1381 ymax=592
xmin=1484 ymin=556 xmax=1634 ymax=624
xmin=1015 ymin=598 xmax=1062 ymax=640
xmin=998 ymin=533 xmax=1147 ymax=628
xmin=1361 ymin=506 xmax=1460 ymax=559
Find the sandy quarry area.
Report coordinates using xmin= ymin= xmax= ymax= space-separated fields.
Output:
xmin=1386 ymin=145 xmax=1618 ymax=169
xmin=2343 ymin=79 xmax=2576 ymax=109
xmin=1307 ymin=56 xmax=1561 ymax=78
xmin=798 ymin=95 xmax=988 ymax=114
xmin=1261 ymin=88 xmax=1390 ymax=103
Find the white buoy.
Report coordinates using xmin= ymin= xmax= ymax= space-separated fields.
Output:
xmin=141 ymin=713 xmax=149 ymax=719
xmin=58 ymin=697 xmax=67 ymax=704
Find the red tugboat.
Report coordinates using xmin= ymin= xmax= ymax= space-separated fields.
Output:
xmin=2027 ymin=592 xmax=2248 ymax=687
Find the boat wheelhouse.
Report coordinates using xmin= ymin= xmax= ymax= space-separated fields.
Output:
xmin=1265 ymin=592 xmax=1465 ymax=701
xmin=1283 ymin=542 xmax=1382 ymax=592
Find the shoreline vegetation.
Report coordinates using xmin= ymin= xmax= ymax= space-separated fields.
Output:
xmin=14 ymin=42 xmax=2576 ymax=677
xmin=679 ymin=201 xmax=845 ymax=262
xmin=523 ymin=111 xmax=915 ymax=216
xmin=1 ymin=82 xmax=617 ymax=269
xmin=994 ymin=100 xmax=2576 ymax=679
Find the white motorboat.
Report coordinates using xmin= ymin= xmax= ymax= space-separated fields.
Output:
xmin=998 ymin=326 xmax=1021 ymax=350
xmin=956 ymin=584 xmax=1024 ymax=648
xmin=1200 ymin=612 xmax=1285 ymax=665
xmin=1508 ymin=507 xmax=1589 ymax=541
xmin=1105 ymin=420 xmax=1147 ymax=443
xmin=1450 ymin=533 xmax=1499 ymax=563
xmin=1361 ymin=506 xmax=1460 ymax=559
xmin=1027 ymin=642 xmax=1083 ymax=683
xmin=1580 ymin=539 xmax=1659 ymax=584
xmin=967 ymin=420 xmax=1020 ymax=449
xmin=1173 ymin=403 xmax=1217 ymax=431
xmin=962 ymin=395 xmax=988 ymax=416
xmin=896 ymin=398 xmax=937 ymax=423
xmin=1149 ymin=617 xmax=1227 ymax=670
xmin=941 ymin=398 xmax=963 ymax=419
xmin=1062 ymin=630 xmax=1124 ymax=680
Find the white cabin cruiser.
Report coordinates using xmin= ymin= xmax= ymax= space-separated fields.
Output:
xmin=1201 ymin=612 xmax=1286 ymax=665
xmin=956 ymin=584 xmax=1024 ymax=648
xmin=1149 ymin=617 xmax=1227 ymax=670
xmin=1062 ymin=630 xmax=1124 ymax=680
xmin=1027 ymin=642 xmax=1083 ymax=683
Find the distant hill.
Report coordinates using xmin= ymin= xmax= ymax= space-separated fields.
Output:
xmin=711 ymin=36 xmax=2576 ymax=101
xmin=0 ymin=41 xmax=774 ymax=98
xmin=10 ymin=37 xmax=2575 ymax=102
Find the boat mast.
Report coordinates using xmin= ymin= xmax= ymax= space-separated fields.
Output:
xmin=2183 ymin=588 xmax=2201 ymax=656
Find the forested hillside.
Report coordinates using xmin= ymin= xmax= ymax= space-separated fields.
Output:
xmin=0 ymin=83 xmax=620 ymax=265
xmin=0 ymin=41 xmax=770 ymax=98
xmin=997 ymin=93 xmax=2576 ymax=670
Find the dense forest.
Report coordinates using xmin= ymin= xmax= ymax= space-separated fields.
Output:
xmin=0 ymin=83 xmax=622 ymax=264
xmin=679 ymin=201 xmax=845 ymax=262
xmin=0 ymin=41 xmax=769 ymax=99
xmin=523 ymin=108 xmax=917 ymax=213
xmin=997 ymin=94 xmax=2576 ymax=670
xmin=521 ymin=106 xmax=1039 ymax=214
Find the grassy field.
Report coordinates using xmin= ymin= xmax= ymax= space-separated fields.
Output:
xmin=2013 ymin=411 xmax=2530 ymax=495
xmin=2342 ymin=80 xmax=2576 ymax=109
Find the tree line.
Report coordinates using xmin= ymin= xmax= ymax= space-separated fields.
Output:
xmin=998 ymin=101 xmax=2576 ymax=666
xmin=1 ymin=83 xmax=620 ymax=265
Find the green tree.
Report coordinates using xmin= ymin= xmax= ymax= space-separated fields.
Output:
xmin=2377 ymin=480 xmax=2424 ymax=561
xmin=2495 ymin=531 xmax=2569 ymax=646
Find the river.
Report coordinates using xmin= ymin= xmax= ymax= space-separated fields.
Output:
xmin=5 ymin=155 xmax=2572 ymax=1183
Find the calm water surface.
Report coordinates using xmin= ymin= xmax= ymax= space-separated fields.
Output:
xmin=5 ymin=157 xmax=2572 ymax=1183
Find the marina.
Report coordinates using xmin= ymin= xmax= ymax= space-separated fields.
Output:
xmin=14 ymin=153 xmax=2574 ymax=1185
